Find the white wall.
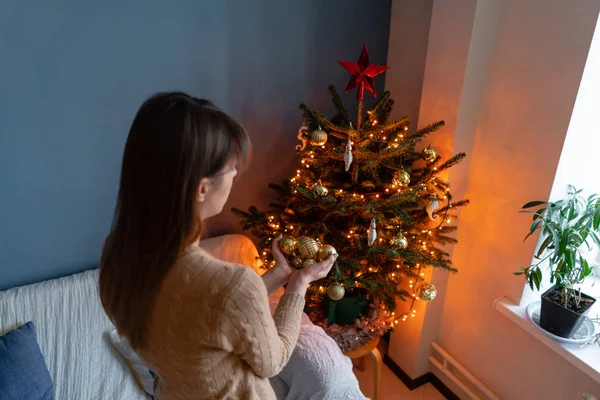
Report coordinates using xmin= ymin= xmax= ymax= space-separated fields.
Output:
xmin=387 ymin=0 xmax=600 ymax=398
xmin=385 ymin=0 xmax=433 ymax=126
xmin=386 ymin=0 xmax=480 ymax=378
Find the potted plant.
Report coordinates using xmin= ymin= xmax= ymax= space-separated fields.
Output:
xmin=515 ymin=186 xmax=599 ymax=338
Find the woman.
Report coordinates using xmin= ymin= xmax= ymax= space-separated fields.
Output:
xmin=99 ymin=92 xmax=337 ymax=399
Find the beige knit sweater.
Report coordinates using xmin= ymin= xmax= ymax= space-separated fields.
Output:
xmin=139 ymin=245 xmax=305 ymax=399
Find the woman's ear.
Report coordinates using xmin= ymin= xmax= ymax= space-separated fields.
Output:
xmin=196 ymin=178 xmax=210 ymax=203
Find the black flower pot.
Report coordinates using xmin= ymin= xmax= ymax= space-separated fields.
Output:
xmin=539 ymin=285 xmax=596 ymax=338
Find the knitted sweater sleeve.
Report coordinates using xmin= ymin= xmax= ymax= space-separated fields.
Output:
xmin=220 ymin=266 xmax=305 ymax=378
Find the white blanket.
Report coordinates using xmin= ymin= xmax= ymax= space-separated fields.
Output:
xmin=269 ymin=313 xmax=369 ymax=400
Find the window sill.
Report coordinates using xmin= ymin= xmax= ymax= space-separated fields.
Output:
xmin=494 ymin=296 xmax=600 ymax=385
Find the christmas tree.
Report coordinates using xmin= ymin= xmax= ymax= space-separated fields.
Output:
xmin=233 ymin=45 xmax=469 ymax=351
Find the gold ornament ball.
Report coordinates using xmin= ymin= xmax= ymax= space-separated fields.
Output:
xmin=390 ymin=234 xmax=408 ymax=249
xmin=392 ymin=169 xmax=411 ymax=188
xmin=291 ymin=255 xmax=304 ymax=269
xmin=297 ymin=236 xmax=319 ymax=259
xmin=327 ymin=283 xmax=345 ymax=301
xmin=312 ymin=182 xmax=329 ymax=197
xmin=303 ymin=258 xmax=316 ymax=268
xmin=418 ymin=283 xmax=437 ymax=302
xmin=309 ymin=128 xmax=328 ymax=146
xmin=317 ymin=244 xmax=337 ymax=262
xmin=279 ymin=236 xmax=298 ymax=256
xmin=423 ymin=146 xmax=437 ymax=163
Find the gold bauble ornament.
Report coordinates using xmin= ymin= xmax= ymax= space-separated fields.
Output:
xmin=418 ymin=283 xmax=437 ymax=301
xmin=392 ymin=169 xmax=411 ymax=188
xmin=303 ymin=258 xmax=316 ymax=268
xmin=312 ymin=180 xmax=329 ymax=197
xmin=423 ymin=146 xmax=437 ymax=163
xmin=390 ymin=234 xmax=408 ymax=249
xmin=317 ymin=244 xmax=337 ymax=261
xmin=309 ymin=127 xmax=328 ymax=146
xmin=297 ymin=236 xmax=319 ymax=259
xmin=327 ymin=283 xmax=345 ymax=301
xmin=291 ymin=255 xmax=304 ymax=269
xmin=279 ymin=236 xmax=298 ymax=256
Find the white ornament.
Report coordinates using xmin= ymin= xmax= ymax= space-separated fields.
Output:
xmin=296 ymin=122 xmax=309 ymax=151
xmin=344 ymin=138 xmax=353 ymax=172
xmin=427 ymin=194 xmax=440 ymax=221
xmin=367 ymin=218 xmax=377 ymax=247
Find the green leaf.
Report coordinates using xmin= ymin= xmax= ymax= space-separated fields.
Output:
xmin=556 ymin=259 xmax=564 ymax=272
xmin=533 ymin=208 xmax=546 ymax=221
xmin=522 ymin=201 xmax=546 ymax=209
xmin=568 ymin=202 xmax=575 ymax=222
xmin=524 ymin=219 xmax=543 ymax=242
xmin=536 ymin=235 xmax=553 ymax=259
xmin=546 ymin=225 xmax=561 ymax=257
xmin=534 ymin=268 xmax=543 ymax=291
xmin=594 ymin=205 xmax=600 ymax=230
xmin=590 ymin=231 xmax=600 ymax=248
xmin=580 ymin=257 xmax=592 ymax=281
xmin=558 ymin=235 xmax=569 ymax=258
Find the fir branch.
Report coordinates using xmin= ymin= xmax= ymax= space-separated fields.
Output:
xmin=268 ymin=182 xmax=290 ymax=194
xmin=268 ymin=203 xmax=286 ymax=210
xmin=435 ymin=199 xmax=470 ymax=214
xmin=354 ymin=277 xmax=379 ymax=288
xmin=299 ymin=103 xmax=319 ymax=127
xmin=231 ymin=207 xmax=253 ymax=220
xmin=362 ymin=117 xmax=410 ymax=136
xmin=376 ymin=143 xmax=418 ymax=161
xmin=436 ymin=152 xmax=467 ymax=172
xmin=436 ymin=225 xmax=458 ymax=234
xmin=378 ymin=98 xmax=395 ymax=125
xmin=312 ymin=111 xmax=354 ymax=137
xmin=395 ymin=287 xmax=412 ymax=300
xmin=338 ymin=257 xmax=363 ymax=272
xmin=328 ymin=85 xmax=352 ymax=124
xmin=408 ymin=121 xmax=445 ymax=142
xmin=231 ymin=206 xmax=266 ymax=223
xmin=363 ymin=91 xmax=391 ymax=128
xmin=434 ymin=235 xmax=458 ymax=245
xmin=366 ymin=246 xmax=402 ymax=260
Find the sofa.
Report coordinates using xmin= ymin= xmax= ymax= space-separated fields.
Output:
xmin=0 ymin=234 xmax=367 ymax=400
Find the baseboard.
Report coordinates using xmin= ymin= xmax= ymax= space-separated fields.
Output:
xmin=383 ymin=355 xmax=460 ymax=400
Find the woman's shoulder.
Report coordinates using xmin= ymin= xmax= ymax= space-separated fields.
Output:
xmin=177 ymin=245 xmax=258 ymax=292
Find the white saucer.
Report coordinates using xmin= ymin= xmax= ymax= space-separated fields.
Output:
xmin=526 ymin=300 xmax=596 ymax=344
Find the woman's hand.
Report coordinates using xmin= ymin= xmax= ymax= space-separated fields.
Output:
xmin=270 ymin=235 xmax=295 ymax=276
xmin=295 ymin=254 xmax=337 ymax=283
xmin=285 ymin=253 xmax=337 ymax=296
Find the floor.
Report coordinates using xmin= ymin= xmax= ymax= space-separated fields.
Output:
xmin=354 ymin=355 xmax=447 ymax=400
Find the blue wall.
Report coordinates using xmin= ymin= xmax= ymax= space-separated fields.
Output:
xmin=0 ymin=1 xmax=391 ymax=291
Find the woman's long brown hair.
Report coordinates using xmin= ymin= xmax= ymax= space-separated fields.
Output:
xmin=99 ymin=92 xmax=250 ymax=350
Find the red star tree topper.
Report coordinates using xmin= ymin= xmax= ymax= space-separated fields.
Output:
xmin=338 ymin=44 xmax=389 ymax=101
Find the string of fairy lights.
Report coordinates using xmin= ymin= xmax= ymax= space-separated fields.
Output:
xmin=258 ymin=127 xmax=458 ymax=325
